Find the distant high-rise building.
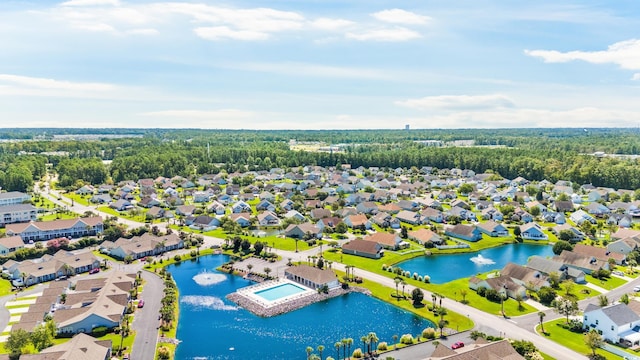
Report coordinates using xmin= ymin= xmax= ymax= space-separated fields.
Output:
xmin=405 ymin=124 xmax=410 ymax=130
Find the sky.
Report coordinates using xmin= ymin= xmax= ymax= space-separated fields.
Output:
xmin=1 ymin=0 xmax=640 ymax=130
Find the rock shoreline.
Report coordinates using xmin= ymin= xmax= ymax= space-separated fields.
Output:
xmin=227 ymin=286 xmax=371 ymax=317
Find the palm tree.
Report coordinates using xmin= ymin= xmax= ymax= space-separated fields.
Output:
xmin=438 ymin=318 xmax=448 ymax=338
xmin=437 ymin=293 xmax=444 ymax=307
xmin=317 ymin=345 xmax=324 ymax=360
xmin=538 ymin=311 xmax=546 ymax=333
xmin=334 ymin=342 xmax=341 ymax=360
xmin=392 ymin=334 xmax=398 ymax=350
xmin=367 ymin=332 xmax=379 ymax=355
xmin=263 ymin=267 xmax=272 ymax=279
xmin=431 ymin=293 xmax=437 ymax=309
xmin=401 ymin=280 xmax=407 ymax=298
xmin=246 ymin=264 xmax=253 ymax=274
xmin=629 ymin=259 xmax=637 ymax=274
xmin=394 ymin=277 xmax=401 ymax=297
xmin=360 ymin=336 xmax=367 ymax=354
xmin=341 ymin=338 xmax=348 ymax=359
xmin=306 ymin=346 xmax=313 ymax=360
xmin=346 ymin=338 xmax=353 ymax=359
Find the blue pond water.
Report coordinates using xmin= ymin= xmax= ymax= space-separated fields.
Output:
xmin=171 ymin=255 xmax=434 ymax=360
xmin=255 ymin=283 xmax=305 ymax=301
xmin=397 ymin=244 xmax=555 ymax=284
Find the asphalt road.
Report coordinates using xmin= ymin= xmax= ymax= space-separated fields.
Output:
xmin=130 ymin=270 xmax=165 ymax=360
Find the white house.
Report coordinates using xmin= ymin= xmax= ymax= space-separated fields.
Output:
xmin=0 ymin=204 xmax=37 ymax=226
xmin=583 ymin=303 xmax=640 ymax=347
xmin=520 ymin=222 xmax=548 ymax=240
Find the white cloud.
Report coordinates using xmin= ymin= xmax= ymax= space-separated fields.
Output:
xmin=310 ymin=18 xmax=354 ymax=31
xmin=346 ymin=27 xmax=421 ymax=42
xmin=223 ymin=62 xmax=391 ymax=80
xmin=194 ymin=26 xmax=269 ymax=41
xmin=371 ymin=9 xmax=431 ymax=25
xmin=0 ymin=74 xmax=115 ymax=91
xmin=126 ymin=28 xmax=159 ymax=36
xmin=142 ymin=109 xmax=254 ymax=119
xmin=60 ymin=0 xmax=120 ymax=6
xmin=396 ymin=94 xmax=514 ymax=110
xmin=632 ymin=73 xmax=640 ymax=81
xmin=525 ymin=39 xmax=640 ymax=70
xmin=415 ymin=107 xmax=640 ymax=128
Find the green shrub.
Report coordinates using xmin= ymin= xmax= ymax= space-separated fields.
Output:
xmin=400 ymin=334 xmax=414 ymax=345
xmin=377 ymin=342 xmax=388 ymax=351
xmin=173 ymin=254 xmax=182 ymax=262
xmin=422 ymin=327 xmax=436 ymax=339
xmin=423 ymin=275 xmax=430 ymax=283
xmin=352 ymin=348 xmax=363 ymax=358
xmin=91 ymin=326 xmax=109 ymax=337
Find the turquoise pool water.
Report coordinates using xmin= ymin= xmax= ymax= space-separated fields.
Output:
xmin=172 ymin=255 xmax=434 ymax=359
xmin=254 ymin=283 xmax=306 ymax=301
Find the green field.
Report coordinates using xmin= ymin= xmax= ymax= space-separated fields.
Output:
xmin=586 ymin=274 xmax=627 ymax=291
xmin=537 ymin=319 xmax=624 ymax=360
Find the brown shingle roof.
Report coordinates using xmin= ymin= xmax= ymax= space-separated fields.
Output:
xmin=285 ymin=265 xmax=337 ymax=285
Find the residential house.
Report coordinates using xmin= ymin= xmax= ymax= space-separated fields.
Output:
xmin=362 ymin=232 xmax=405 ymax=250
xmin=397 ymin=199 xmax=419 ymax=211
xmin=256 ymin=200 xmax=276 ymax=212
xmin=0 ymin=192 xmax=31 ymax=206
xmin=89 ymin=194 xmax=112 ymax=204
xmin=408 ymin=229 xmax=443 ymax=245
xmin=395 ymin=210 xmax=422 ymax=225
xmin=11 ymin=250 xmax=100 ymax=286
xmin=444 ymin=224 xmax=483 ymax=242
xmin=146 ymin=206 xmax=165 ymax=219
xmin=607 ymin=238 xmax=638 ymax=256
xmin=552 ymin=224 xmax=586 ymax=242
xmin=500 ymin=262 xmax=550 ymax=291
xmin=0 ymin=235 xmax=25 ymax=255
xmin=284 ymin=223 xmax=321 ymax=239
xmin=138 ymin=196 xmax=161 ymax=208
xmin=187 ymin=215 xmax=220 ymax=231
xmin=569 ymin=209 xmax=596 ymax=225
xmin=54 ymin=272 xmax=135 ymax=336
xmin=102 ymin=233 xmax=183 ymax=260
xmin=585 ymin=202 xmax=611 ymax=217
xmin=476 ymin=221 xmax=509 ymax=237
xmin=310 ymin=208 xmax=332 ymax=220
xmin=75 ymin=185 xmax=95 ymax=195
xmin=207 ymin=201 xmax=226 ymax=215
xmin=378 ymin=203 xmax=402 ymax=214
xmin=607 ymin=214 xmax=633 ymax=228
xmin=519 ymin=222 xmax=548 ymax=240
xmin=343 ymin=214 xmax=372 ymax=230
xmin=370 ymin=212 xmax=400 ymax=229
xmin=554 ymin=201 xmax=574 ymax=213
xmin=573 ymin=244 xmax=625 ymax=265
xmin=555 ymin=250 xmax=609 ymax=274
xmin=342 ymin=239 xmax=383 ymax=259
xmin=176 ymin=205 xmax=196 ymax=217
xmin=257 ymin=211 xmax=280 ymax=226
xmin=481 ymin=207 xmax=503 ymax=221
xmin=468 ymin=275 xmax=526 ymax=300
xmin=6 ymin=217 xmax=103 ymax=242
xmin=316 ymin=217 xmax=342 ymax=231
xmin=420 ymin=207 xmax=443 ymax=223
xmin=192 ymin=191 xmax=212 ymax=203
xmin=285 ymin=265 xmax=340 ymax=290
xmin=283 ymin=210 xmax=306 ymax=222
xmin=356 ymin=201 xmax=379 ymax=215
xmin=583 ymin=303 xmax=640 ymax=346
xmin=0 ymin=204 xmax=37 ymax=226
xmin=229 ymin=213 xmax=252 ymax=228
xmin=1 ymin=333 xmax=113 ymax=359
xmin=526 ymin=256 xmax=586 ymax=283
xmin=109 ymin=199 xmax=132 ymax=211
xmin=426 ymin=339 xmax=525 ymax=360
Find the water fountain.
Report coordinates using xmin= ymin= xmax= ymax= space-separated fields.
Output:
xmin=469 ymin=254 xmax=495 ymax=265
xmin=193 ymin=271 xmax=227 ymax=286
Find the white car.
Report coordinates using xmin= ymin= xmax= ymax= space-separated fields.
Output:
xmin=613 ymin=270 xmax=624 ymax=276
xmin=633 ymin=286 xmax=640 ymax=292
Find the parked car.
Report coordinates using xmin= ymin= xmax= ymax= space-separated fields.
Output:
xmin=612 ymin=270 xmax=624 ymax=276
xmin=452 ymin=341 xmax=464 ymax=349
xmin=89 ymin=268 xmax=100 ymax=274
xmin=137 ymin=299 xmax=145 ymax=308
xmin=634 ymin=286 xmax=640 ymax=292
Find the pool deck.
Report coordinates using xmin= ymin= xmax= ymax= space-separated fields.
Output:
xmin=227 ymin=280 xmax=370 ymax=317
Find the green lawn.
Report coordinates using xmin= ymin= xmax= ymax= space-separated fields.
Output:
xmin=555 ymin=281 xmax=601 ymax=301
xmin=428 ymin=277 xmax=537 ymax=316
xmin=62 ymin=193 xmax=90 ymax=206
xmin=537 ymin=318 xmax=624 ymax=360
xmin=38 ymin=212 xmax=78 ymax=221
xmin=586 ymin=275 xmax=627 ymax=291
xmin=0 ymin=280 xmax=13 ymax=297
xmin=97 ymin=206 xmax=147 ymax=223
xmin=334 ymin=270 xmax=474 ymax=335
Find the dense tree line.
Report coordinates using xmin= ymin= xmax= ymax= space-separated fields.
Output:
xmin=3 ymin=128 xmax=640 ymax=190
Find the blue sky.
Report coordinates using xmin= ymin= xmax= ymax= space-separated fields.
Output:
xmin=1 ymin=0 xmax=639 ymax=129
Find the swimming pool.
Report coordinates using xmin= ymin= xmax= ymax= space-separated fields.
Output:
xmin=255 ymin=283 xmax=305 ymax=301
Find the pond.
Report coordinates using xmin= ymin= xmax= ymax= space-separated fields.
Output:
xmin=396 ymin=243 xmax=555 ymax=284
xmin=171 ymin=255 xmax=434 ymax=360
